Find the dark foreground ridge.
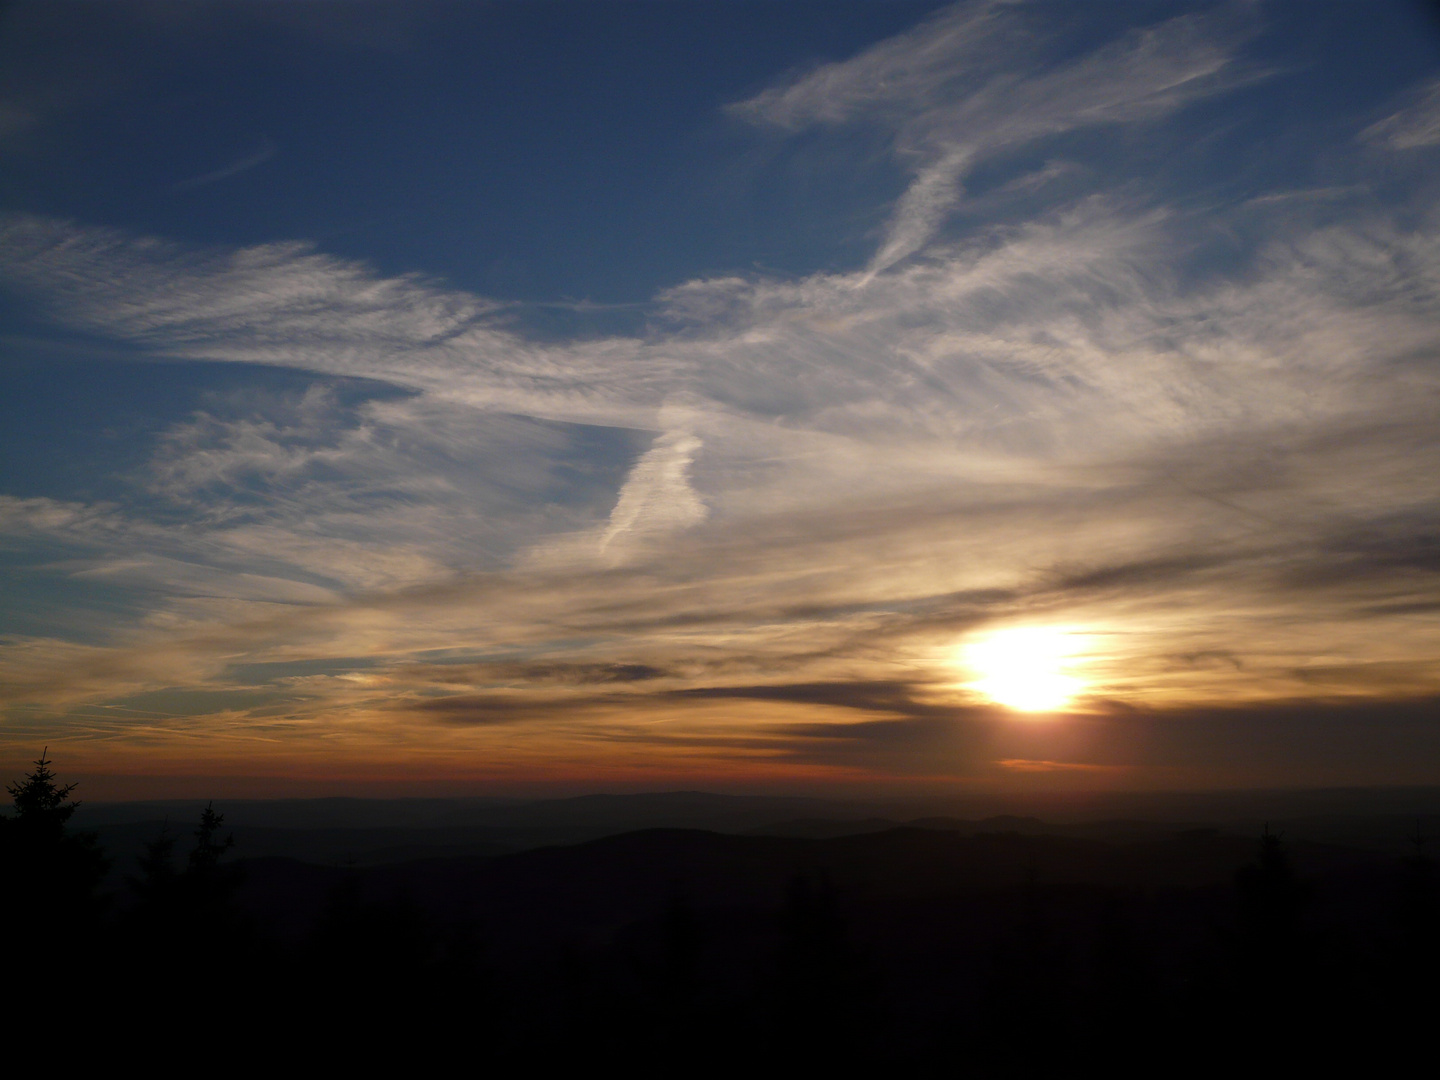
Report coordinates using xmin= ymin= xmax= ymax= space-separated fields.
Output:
xmin=6 ymin=758 xmax=1439 ymax=1073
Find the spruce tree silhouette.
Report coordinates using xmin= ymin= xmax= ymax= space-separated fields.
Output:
xmin=978 ymin=872 xmax=1073 ymax=1078
xmin=130 ymin=824 xmax=178 ymax=907
xmin=185 ymin=802 xmax=238 ymax=910
xmin=122 ymin=803 xmax=247 ymax=1024
xmin=1216 ymin=825 xmax=1322 ymax=1066
xmin=189 ymin=803 xmax=233 ymax=869
xmin=1235 ymin=826 xmax=1306 ymax=954
xmin=0 ymin=750 xmax=107 ymax=906
xmin=305 ymin=872 xmax=446 ymax=1066
xmin=1083 ymin=893 xmax=1163 ymax=1070
xmin=770 ymin=874 xmax=882 ymax=1069
xmin=641 ymin=889 xmax=706 ymax=1069
xmin=128 ymin=806 xmax=238 ymax=927
xmin=1390 ymin=822 xmax=1438 ymax=1037
xmin=5 ymin=747 xmax=79 ymax=831
xmin=0 ymin=750 xmax=108 ymax=1023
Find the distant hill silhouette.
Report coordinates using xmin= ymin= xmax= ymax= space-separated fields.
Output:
xmin=11 ymin=765 xmax=1440 ymax=1070
xmin=73 ymin=787 xmax=1440 ymax=877
xmin=213 ymin=822 xmax=1415 ymax=1070
xmin=230 ymin=824 xmax=1386 ymax=942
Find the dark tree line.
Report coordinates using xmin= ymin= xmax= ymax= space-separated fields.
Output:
xmin=1 ymin=751 xmax=107 ymax=976
xmin=3 ymin=753 xmax=1437 ymax=1073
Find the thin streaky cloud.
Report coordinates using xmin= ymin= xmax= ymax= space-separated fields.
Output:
xmin=734 ymin=1 xmax=1264 ymax=270
xmin=173 ymin=137 xmax=279 ymax=190
xmin=1 ymin=1 xmax=1438 ymax=788
xmin=1362 ymin=76 xmax=1440 ymax=149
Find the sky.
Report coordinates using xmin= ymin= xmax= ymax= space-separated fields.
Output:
xmin=2 ymin=0 xmax=1439 ymax=798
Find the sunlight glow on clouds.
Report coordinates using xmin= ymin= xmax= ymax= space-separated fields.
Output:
xmin=962 ymin=628 xmax=1084 ymax=713
xmin=1 ymin=1 xmax=1439 ymax=792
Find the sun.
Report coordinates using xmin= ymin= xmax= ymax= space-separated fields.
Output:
xmin=961 ymin=627 xmax=1083 ymax=712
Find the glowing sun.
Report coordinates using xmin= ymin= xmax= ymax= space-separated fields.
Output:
xmin=962 ymin=627 xmax=1083 ymax=712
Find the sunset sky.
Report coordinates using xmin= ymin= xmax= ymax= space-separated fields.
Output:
xmin=2 ymin=0 xmax=1439 ymax=797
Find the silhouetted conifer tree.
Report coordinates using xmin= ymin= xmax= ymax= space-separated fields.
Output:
xmin=120 ymin=802 xmax=250 ymax=1035
xmin=977 ymin=873 xmax=1073 ymax=1077
xmin=0 ymin=750 xmax=107 ymax=912
xmin=1389 ymin=823 xmax=1438 ymax=1030
xmin=1235 ymin=826 xmax=1306 ymax=957
xmin=6 ymin=748 xmax=79 ymax=830
xmin=769 ymin=874 xmax=882 ymax=1069
xmin=1397 ymin=824 xmax=1436 ymax=949
xmin=181 ymin=802 xmax=240 ymax=924
xmin=1082 ymin=893 xmax=1163 ymax=1071
xmin=189 ymin=803 xmax=233 ymax=872
xmin=129 ymin=803 xmax=240 ymax=924
xmin=0 ymin=751 xmax=108 ymax=1023
xmin=130 ymin=824 xmax=178 ymax=905
xmin=1213 ymin=826 xmax=1329 ymax=1066
xmin=641 ymin=889 xmax=707 ymax=1068
xmin=304 ymin=873 xmax=454 ymax=1065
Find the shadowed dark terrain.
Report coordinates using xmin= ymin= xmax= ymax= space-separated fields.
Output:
xmin=72 ymin=785 xmax=1440 ymax=867
xmin=9 ymin=778 xmax=1440 ymax=1072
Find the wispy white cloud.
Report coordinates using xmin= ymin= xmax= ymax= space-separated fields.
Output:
xmin=734 ymin=1 xmax=1261 ymax=270
xmin=1 ymin=1 xmax=1439 ymax=784
xmin=5 ymin=181 xmax=1436 ymax=725
xmin=1363 ymin=76 xmax=1440 ymax=150
xmin=599 ymin=429 xmax=707 ymax=562
xmin=731 ymin=1 xmax=1019 ymax=131
xmin=173 ymin=136 xmax=279 ymax=190
xmin=0 ymin=213 xmax=675 ymax=430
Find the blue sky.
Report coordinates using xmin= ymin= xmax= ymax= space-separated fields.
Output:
xmin=1 ymin=1 xmax=1439 ymax=796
